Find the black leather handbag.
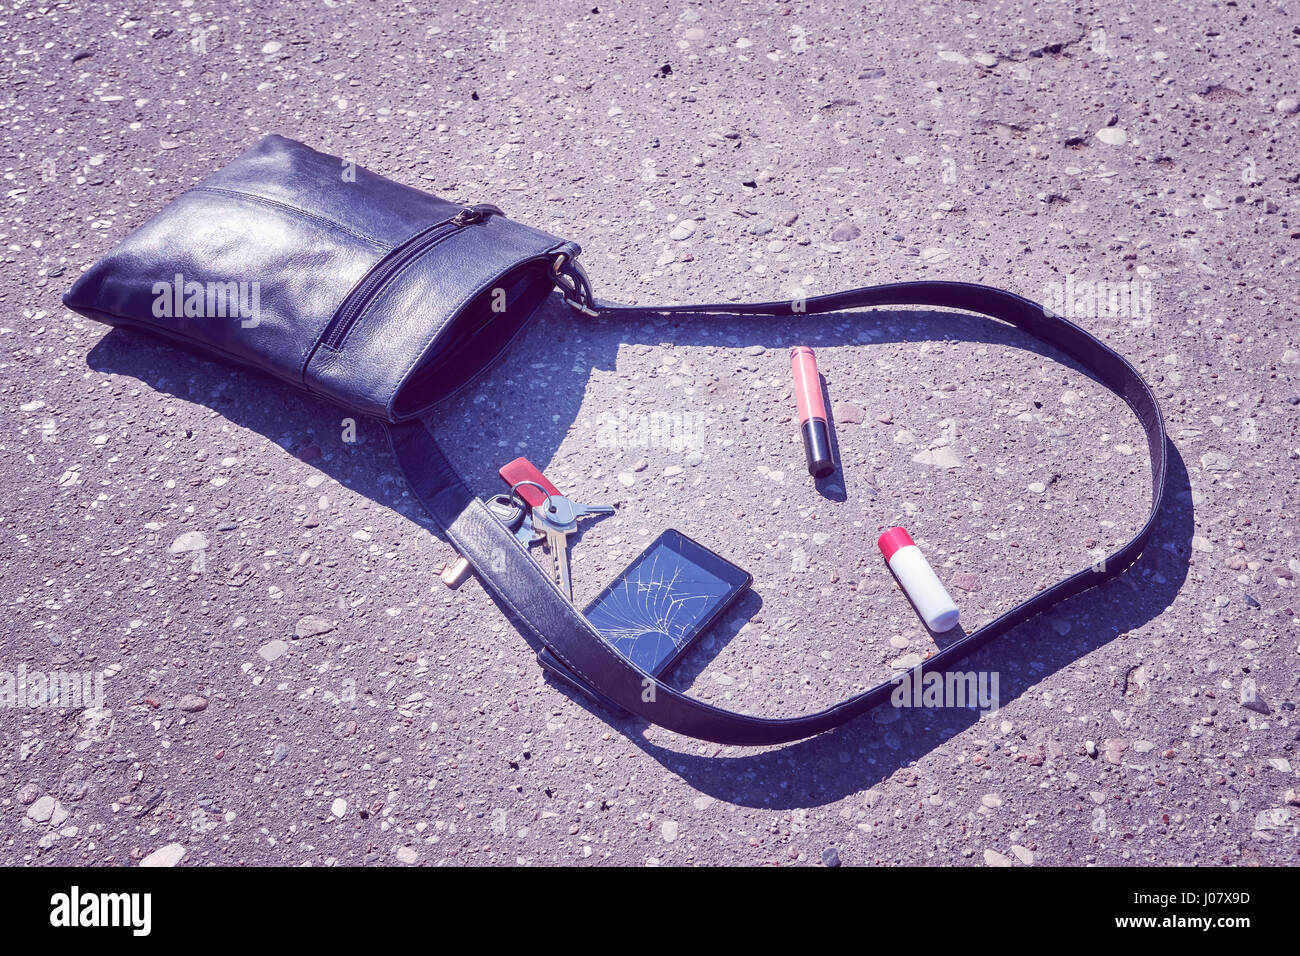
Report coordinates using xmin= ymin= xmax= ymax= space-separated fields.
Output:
xmin=64 ymin=135 xmax=1168 ymax=746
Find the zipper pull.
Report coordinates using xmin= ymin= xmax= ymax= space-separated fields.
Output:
xmin=451 ymin=203 xmax=504 ymax=226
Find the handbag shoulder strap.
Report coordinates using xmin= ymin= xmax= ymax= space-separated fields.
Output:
xmin=389 ymin=279 xmax=1167 ymax=746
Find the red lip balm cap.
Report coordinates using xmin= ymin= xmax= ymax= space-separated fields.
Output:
xmin=877 ymin=526 xmax=915 ymax=562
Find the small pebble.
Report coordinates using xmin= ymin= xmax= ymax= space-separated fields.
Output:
xmin=1242 ymin=686 xmax=1271 ymax=715
xmin=140 ymin=843 xmax=186 ymax=868
xmin=26 ymin=795 xmax=57 ymax=822
xmin=259 ymin=639 xmax=290 ymax=662
xmin=168 ymin=531 xmax=209 ymax=554
xmin=295 ymin=615 xmax=335 ymax=638
xmin=832 ymin=401 xmax=865 ymax=424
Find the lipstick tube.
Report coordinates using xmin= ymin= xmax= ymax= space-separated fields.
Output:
xmin=877 ymin=527 xmax=960 ymax=632
xmin=790 ymin=346 xmax=835 ymax=478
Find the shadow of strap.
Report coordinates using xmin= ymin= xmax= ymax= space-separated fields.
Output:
xmin=389 ymin=280 xmax=1168 ymax=746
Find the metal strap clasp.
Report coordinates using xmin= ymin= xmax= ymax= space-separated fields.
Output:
xmin=553 ymin=253 xmax=598 ymax=317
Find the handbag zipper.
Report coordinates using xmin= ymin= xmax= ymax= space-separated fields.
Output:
xmin=317 ymin=204 xmax=502 ymax=353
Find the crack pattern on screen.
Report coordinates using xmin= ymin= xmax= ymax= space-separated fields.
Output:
xmin=584 ymin=547 xmax=733 ymax=675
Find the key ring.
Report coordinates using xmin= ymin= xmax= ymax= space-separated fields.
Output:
xmin=509 ymin=479 xmax=558 ymax=515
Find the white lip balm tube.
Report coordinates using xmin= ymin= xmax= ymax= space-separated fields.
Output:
xmin=877 ymin=526 xmax=960 ymax=632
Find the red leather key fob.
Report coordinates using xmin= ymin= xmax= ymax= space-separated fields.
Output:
xmin=498 ymin=457 xmax=562 ymax=508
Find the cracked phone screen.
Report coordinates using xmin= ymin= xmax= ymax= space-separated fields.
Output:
xmin=584 ymin=533 xmax=746 ymax=676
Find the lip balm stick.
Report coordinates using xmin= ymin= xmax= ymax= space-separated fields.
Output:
xmin=877 ymin=527 xmax=960 ymax=632
xmin=790 ymin=346 xmax=835 ymax=478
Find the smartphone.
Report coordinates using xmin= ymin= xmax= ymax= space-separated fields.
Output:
xmin=538 ymin=529 xmax=752 ymax=712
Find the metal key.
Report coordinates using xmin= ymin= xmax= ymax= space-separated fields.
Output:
xmin=571 ymin=500 xmax=615 ymax=521
xmin=486 ymin=493 xmax=541 ymax=548
xmin=532 ymin=496 xmax=578 ymax=600
xmin=532 ymin=495 xmax=615 ymax=600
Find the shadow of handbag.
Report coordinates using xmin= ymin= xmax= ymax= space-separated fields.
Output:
xmin=64 ymin=134 xmax=1168 ymax=746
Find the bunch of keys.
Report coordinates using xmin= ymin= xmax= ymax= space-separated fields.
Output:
xmin=439 ymin=458 xmax=613 ymax=601
xmin=499 ymin=457 xmax=614 ymax=601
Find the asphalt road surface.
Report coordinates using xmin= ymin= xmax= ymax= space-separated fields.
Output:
xmin=2 ymin=2 xmax=1298 ymax=865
